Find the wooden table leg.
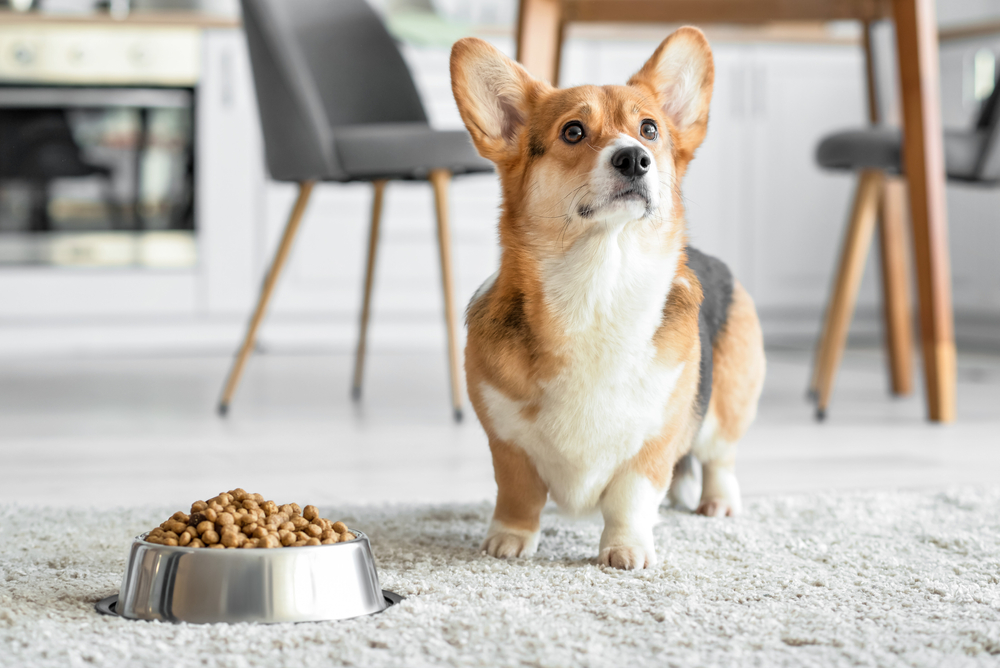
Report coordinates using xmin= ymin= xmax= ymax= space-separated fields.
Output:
xmin=516 ymin=0 xmax=563 ymax=84
xmin=892 ymin=0 xmax=956 ymax=422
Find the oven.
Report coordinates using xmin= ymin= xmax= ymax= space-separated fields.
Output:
xmin=0 ymin=21 xmax=199 ymax=268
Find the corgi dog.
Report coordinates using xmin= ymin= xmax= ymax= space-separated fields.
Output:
xmin=450 ymin=28 xmax=765 ymax=570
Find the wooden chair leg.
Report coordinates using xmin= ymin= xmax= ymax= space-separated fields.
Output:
xmin=352 ymin=180 xmax=387 ymax=400
xmin=811 ymin=170 xmax=883 ymax=420
xmin=217 ymin=181 xmax=315 ymax=416
xmin=878 ymin=177 xmax=914 ymax=396
xmin=429 ymin=169 xmax=464 ymax=423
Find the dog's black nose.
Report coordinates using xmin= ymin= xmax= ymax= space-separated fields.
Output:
xmin=611 ymin=146 xmax=651 ymax=178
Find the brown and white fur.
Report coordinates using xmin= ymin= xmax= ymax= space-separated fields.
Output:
xmin=451 ymin=28 xmax=765 ymax=570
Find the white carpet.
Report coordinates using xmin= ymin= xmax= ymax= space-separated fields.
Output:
xmin=1 ymin=488 xmax=999 ymax=668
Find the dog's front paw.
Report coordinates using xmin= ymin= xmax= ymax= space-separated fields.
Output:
xmin=481 ymin=522 xmax=539 ymax=559
xmin=598 ymin=543 xmax=657 ymax=570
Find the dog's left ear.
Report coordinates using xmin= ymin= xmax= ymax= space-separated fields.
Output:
xmin=628 ymin=27 xmax=714 ymax=157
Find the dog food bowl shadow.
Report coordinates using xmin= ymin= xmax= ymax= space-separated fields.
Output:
xmin=96 ymin=530 xmax=401 ymax=624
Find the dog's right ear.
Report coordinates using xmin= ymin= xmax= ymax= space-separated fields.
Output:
xmin=450 ymin=38 xmax=541 ymax=162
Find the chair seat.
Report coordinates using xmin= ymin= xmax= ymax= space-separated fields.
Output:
xmin=816 ymin=126 xmax=986 ymax=182
xmin=334 ymin=123 xmax=493 ymax=181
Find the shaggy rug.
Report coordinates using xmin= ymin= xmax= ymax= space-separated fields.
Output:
xmin=1 ymin=488 xmax=999 ymax=668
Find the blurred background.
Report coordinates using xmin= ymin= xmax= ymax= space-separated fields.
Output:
xmin=0 ymin=0 xmax=998 ymax=508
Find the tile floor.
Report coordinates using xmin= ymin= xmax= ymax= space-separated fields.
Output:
xmin=1 ymin=345 xmax=998 ymax=509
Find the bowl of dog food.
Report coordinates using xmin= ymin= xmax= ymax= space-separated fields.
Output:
xmin=96 ymin=489 xmax=400 ymax=624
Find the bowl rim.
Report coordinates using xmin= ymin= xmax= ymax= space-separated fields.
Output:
xmin=134 ymin=528 xmax=368 ymax=553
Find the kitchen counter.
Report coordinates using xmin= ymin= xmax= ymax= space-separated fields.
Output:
xmin=0 ymin=9 xmax=239 ymax=28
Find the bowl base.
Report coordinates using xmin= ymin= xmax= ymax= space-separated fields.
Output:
xmin=95 ymin=591 xmax=403 ymax=623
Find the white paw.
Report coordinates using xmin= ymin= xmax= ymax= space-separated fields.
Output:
xmin=481 ymin=522 xmax=539 ymax=559
xmin=695 ymin=498 xmax=739 ymax=517
xmin=598 ymin=542 xmax=657 ymax=570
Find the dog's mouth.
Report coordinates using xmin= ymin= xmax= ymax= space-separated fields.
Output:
xmin=577 ymin=185 xmax=651 ymax=219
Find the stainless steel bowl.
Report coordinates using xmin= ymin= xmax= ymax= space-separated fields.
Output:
xmin=113 ymin=530 xmax=394 ymax=624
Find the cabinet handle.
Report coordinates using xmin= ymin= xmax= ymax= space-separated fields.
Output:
xmin=220 ymin=50 xmax=234 ymax=108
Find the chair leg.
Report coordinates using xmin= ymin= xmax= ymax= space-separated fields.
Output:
xmin=810 ymin=170 xmax=883 ymax=421
xmin=877 ymin=177 xmax=914 ymax=396
xmin=217 ymin=181 xmax=315 ymax=416
xmin=429 ymin=169 xmax=464 ymax=423
xmin=352 ymin=180 xmax=387 ymax=400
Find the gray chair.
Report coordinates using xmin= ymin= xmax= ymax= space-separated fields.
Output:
xmin=808 ymin=59 xmax=1000 ymax=420
xmin=218 ymin=0 xmax=492 ymax=420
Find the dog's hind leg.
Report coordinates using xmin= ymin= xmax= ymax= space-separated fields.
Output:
xmin=692 ymin=281 xmax=765 ymax=517
xmin=667 ymin=453 xmax=702 ymax=512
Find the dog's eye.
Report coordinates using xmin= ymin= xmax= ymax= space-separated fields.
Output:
xmin=640 ymin=120 xmax=658 ymax=141
xmin=561 ymin=122 xmax=585 ymax=144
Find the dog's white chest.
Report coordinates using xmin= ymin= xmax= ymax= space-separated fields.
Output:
xmin=480 ymin=230 xmax=683 ymax=512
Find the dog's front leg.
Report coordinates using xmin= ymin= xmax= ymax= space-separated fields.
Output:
xmin=482 ymin=439 xmax=548 ymax=558
xmin=598 ymin=471 xmax=664 ymax=570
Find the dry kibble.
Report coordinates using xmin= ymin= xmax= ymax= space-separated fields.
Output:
xmin=145 ymin=492 xmax=353 ymax=549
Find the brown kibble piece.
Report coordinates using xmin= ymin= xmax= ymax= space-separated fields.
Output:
xmin=178 ymin=532 xmax=192 ymax=547
xmin=242 ymin=522 xmax=258 ymax=536
xmin=196 ymin=520 xmax=214 ymax=535
xmin=341 ymin=532 xmax=355 ymax=542
xmin=305 ymin=524 xmax=322 ymax=538
xmin=202 ymin=530 xmax=220 ymax=545
xmin=217 ymin=512 xmax=235 ymax=527
xmin=164 ymin=537 xmax=179 ymax=546
xmin=204 ymin=508 xmax=218 ymax=522
xmin=292 ymin=540 xmax=307 ymax=547
xmin=209 ymin=543 xmax=225 ymax=549
xmin=190 ymin=538 xmax=205 ymax=548
xmin=280 ymin=532 xmax=296 ymax=546
xmin=321 ymin=529 xmax=336 ymax=541
xmin=191 ymin=500 xmax=208 ymax=512
xmin=221 ymin=532 xmax=240 ymax=548
xmin=321 ymin=538 xmax=336 ymax=545
xmin=253 ymin=526 xmax=268 ymax=539
xmin=302 ymin=505 xmax=318 ymax=521
xmin=295 ymin=531 xmax=309 ymax=541
xmin=292 ymin=516 xmax=309 ymax=530
xmin=332 ymin=522 xmax=348 ymax=534
xmin=279 ymin=521 xmax=294 ymax=532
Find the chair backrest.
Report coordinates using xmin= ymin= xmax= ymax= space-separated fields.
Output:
xmin=241 ymin=0 xmax=428 ymax=181
xmin=973 ymin=70 xmax=1000 ymax=182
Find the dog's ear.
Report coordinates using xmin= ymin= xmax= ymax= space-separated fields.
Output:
xmin=451 ymin=38 xmax=541 ymax=162
xmin=628 ymin=27 xmax=714 ymax=157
